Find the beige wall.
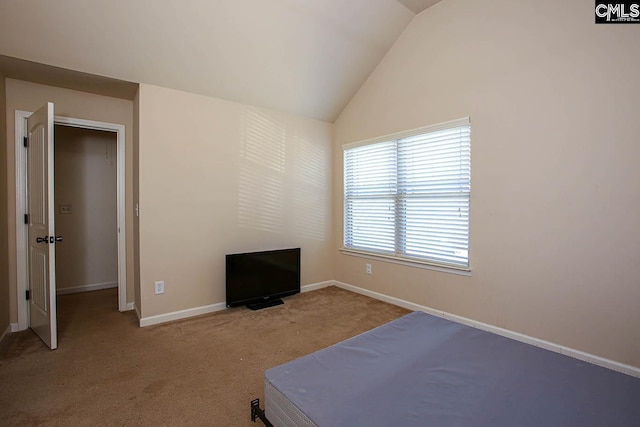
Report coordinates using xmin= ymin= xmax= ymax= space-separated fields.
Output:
xmin=54 ymin=126 xmax=118 ymax=291
xmin=137 ymin=84 xmax=334 ymax=318
xmin=5 ymin=79 xmax=135 ymax=322
xmin=334 ymin=0 xmax=640 ymax=367
xmin=0 ymin=75 xmax=9 ymax=334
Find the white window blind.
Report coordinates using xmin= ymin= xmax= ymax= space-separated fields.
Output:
xmin=344 ymin=118 xmax=470 ymax=270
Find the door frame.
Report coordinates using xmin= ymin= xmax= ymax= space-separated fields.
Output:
xmin=15 ymin=110 xmax=129 ymax=331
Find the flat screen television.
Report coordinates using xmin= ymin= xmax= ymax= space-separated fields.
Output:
xmin=226 ymin=248 xmax=300 ymax=310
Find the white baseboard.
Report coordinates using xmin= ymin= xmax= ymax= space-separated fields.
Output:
xmin=301 ymin=280 xmax=333 ymax=293
xmin=138 ymin=280 xmax=333 ymax=328
xmin=332 ymin=280 xmax=640 ymax=378
xmin=125 ymin=302 xmax=135 ymax=311
xmin=0 ymin=325 xmax=10 ymax=343
xmin=10 ymin=323 xmax=20 ymax=332
xmin=57 ymin=281 xmax=117 ymax=295
xmin=134 ymin=304 xmax=141 ymax=321
xmin=139 ymin=302 xmax=227 ymax=327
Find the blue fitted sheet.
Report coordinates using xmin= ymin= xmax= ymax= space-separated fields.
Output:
xmin=265 ymin=311 xmax=640 ymax=427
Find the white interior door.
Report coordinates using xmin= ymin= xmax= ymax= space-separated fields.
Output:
xmin=27 ymin=102 xmax=57 ymax=350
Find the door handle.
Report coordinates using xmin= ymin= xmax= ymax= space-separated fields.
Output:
xmin=36 ymin=236 xmax=48 ymax=244
xmin=55 ymin=236 xmax=63 ymax=243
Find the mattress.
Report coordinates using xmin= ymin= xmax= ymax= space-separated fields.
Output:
xmin=264 ymin=311 xmax=640 ymax=427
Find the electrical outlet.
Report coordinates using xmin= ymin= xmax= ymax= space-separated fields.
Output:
xmin=154 ymin=280 xmax=165 ymax=295
xmin=366 ymin=263 xmax=372 ymax=275
xmin=59 ymin=204 xmax=72 ymax=214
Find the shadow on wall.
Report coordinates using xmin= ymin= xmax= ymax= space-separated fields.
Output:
xmin=237 ymin=108 xmax=328 ymax=241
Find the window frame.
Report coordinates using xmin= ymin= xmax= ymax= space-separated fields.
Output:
xmin=342 ymin=117 xmax=471 ymax=273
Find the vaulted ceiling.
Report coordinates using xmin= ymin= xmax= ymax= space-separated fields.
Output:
xmin=0 ymin=0 xmax=441 ymax=122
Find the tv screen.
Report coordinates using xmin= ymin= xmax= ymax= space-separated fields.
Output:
xmin=226 ymin=248 xmax=300 ymax=309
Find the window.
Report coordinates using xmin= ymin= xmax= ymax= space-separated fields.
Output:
xmin=343 ymin=118 xmax=470 ymax=270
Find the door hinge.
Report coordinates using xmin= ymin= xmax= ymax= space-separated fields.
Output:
xmin=24 ymin=214 xmax=29 ymax=225
xmin=26 ymin=290 xmax=31 ymax=300
xmin=23 ymin=137 xmax=28 ymax=148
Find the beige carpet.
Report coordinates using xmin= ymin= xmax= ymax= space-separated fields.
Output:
xmin=0 ymin=286 xmax=409 ymax=426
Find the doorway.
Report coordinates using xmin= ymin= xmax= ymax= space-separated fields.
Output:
xmin=15 ymin=110 xmax=128 ymax=333
xmin=54 ymin=125 xmax=118 ymax=302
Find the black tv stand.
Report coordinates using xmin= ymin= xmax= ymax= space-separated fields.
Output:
xmin=247 ymin=298 xmax=284 ymax=311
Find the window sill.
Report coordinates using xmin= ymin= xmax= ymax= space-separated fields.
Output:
xmin=338 ymin=248 xmax=472 ymax=277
